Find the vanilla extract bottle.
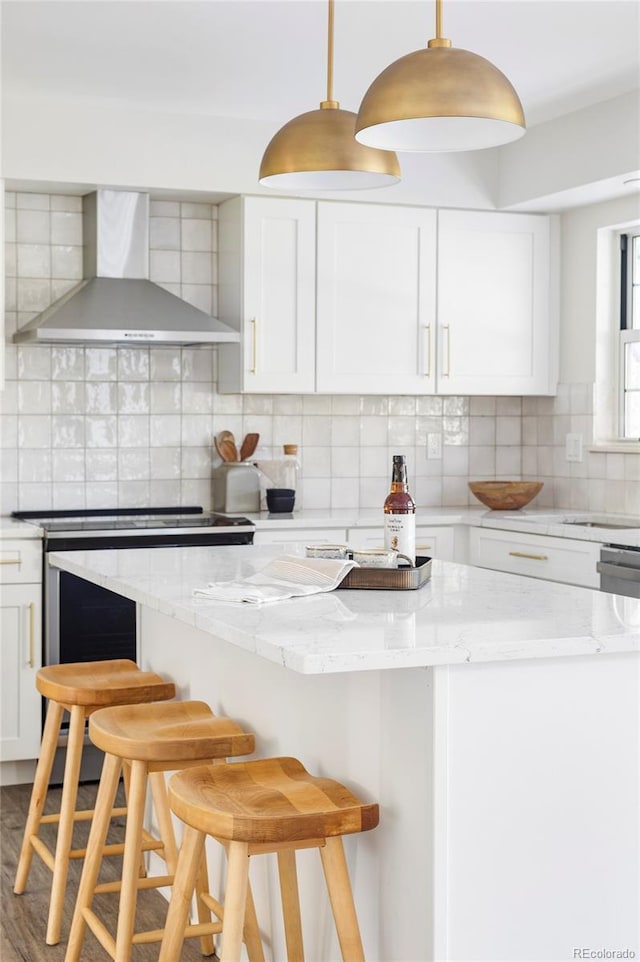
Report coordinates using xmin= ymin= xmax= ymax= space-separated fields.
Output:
xmin=383 ymin=454 xmax=416 ymax=564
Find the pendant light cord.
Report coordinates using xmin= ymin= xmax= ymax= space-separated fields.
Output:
xmin=435 ymin=0 xmax=442 ymax=39
xmin=327 ymin=0 xmax=334 ymax=101
xmin=323 ymin=0 xmax=337 ymax=107
xmin=428 ymin=0 xmax=451 ymax=48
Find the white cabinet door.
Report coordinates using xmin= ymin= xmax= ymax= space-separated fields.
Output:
xmin=0 ymin=583 xmax=42 ymax=761
xmin=468 ymin=527 xmax=601 ymax=587
xmin=253 ymin=528 xmax=348 ymax=547
xmin=348 ymin=525 xmax=455 ymax=561
xmin=316 ymin=202 xmax=437 ymax=394
xmin=218 ymin=196 xmax=317 ymax=393
xmin=437 ymin=210 xmax=556 ymax=395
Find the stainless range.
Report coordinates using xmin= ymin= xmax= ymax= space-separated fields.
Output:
xmin=11 ymin=505 xmax=255 ymax=780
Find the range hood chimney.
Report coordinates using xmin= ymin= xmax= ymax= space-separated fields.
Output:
xmin=13 ymin=190 xmax=240 ymax=345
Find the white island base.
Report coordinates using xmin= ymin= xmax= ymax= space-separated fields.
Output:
xmin=139 ymin=605 xmax=639 ymax=962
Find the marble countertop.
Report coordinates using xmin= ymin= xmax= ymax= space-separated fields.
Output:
xmin=48 ymin=543 xmax=640 ymax=674
xmin=4 ymin=507 xmax=639 ymax=546
xmin=248 ymin=507 xmax=640 ymax=546
xmin=0 ymin=517 xmax=43 ymax=540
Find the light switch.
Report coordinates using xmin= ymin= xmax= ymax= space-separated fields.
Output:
xmin=565 ymin=433 xmax=583 ymax=462
xmin=427 ymin=434 xmax=442 ymax=459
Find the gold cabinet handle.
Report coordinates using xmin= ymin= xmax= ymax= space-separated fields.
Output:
xmin=28 ymin=602 xmax=35 ymax=668
xmin=509 ymin=551 xmax=549 ymax=561
xmin=424 ymin=324 xmax=431 ymax=378
xmin=0 ymin=557 xmax=21 ymax=565
xmin=250 ymin=317 xmax=257 ymax=374
xmin=441 ymin=325 xmax=450 ymax=377
xmin=416 ymin=545 xmax=433 ymax=552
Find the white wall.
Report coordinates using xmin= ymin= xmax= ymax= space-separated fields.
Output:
xmin=2 ymin=94 xmax=500 ymax=211
xmin=498 ymin=91 xmax=640 ymax=211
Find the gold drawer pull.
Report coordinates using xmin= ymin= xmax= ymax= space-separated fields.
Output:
xmin=416 ymin=545 xmax=433 ymax=552
xmin=509 ymin=551 xmax=548 ymax=561
xmin=0 ymin=557 xmax=21 ymax=566
xmin=28 ymin=602 xmax=35 ymax=668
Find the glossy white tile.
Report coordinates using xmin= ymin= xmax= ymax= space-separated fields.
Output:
xmin=85 ymin=347 xmax=117 ymax=381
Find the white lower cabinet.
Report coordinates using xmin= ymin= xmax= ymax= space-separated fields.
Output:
xmin=347 ymin=525 xmax=455 ymax=561
xmin=468 ymin=527 xmax=601 ymax=588
xmin=253 ymin=527 xmax=348 ymax=548
xmin=0 ymin=539 xmax=43 ymax=763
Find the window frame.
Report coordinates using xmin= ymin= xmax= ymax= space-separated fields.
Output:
xmin=618 ymin=230 xmax=640 ymax=440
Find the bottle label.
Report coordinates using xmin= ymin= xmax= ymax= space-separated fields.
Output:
xmin=384 ymin=513 xmax=416 ymax=562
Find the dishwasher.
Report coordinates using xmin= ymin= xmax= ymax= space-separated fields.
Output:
xmin=597 ymin=545 xmax=640 ymax=598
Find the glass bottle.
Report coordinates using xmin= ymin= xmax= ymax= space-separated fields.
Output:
xmin=282 ymin=444 xmax=300 ymax=494
xmin=383 ymin=454 xmax=416 ymax=563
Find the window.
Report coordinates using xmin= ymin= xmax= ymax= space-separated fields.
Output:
xmin=620 ymin=232 xmax=640 ymax=439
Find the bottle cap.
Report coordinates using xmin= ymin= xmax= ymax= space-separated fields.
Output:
xmin=283 ymin=444 xmax=298 ymax=456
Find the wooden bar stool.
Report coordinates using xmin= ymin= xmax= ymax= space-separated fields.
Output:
xmin=157 ymin=756 xmax=380 ymax=962
xmin=13 ymin=658 xmax=176 ymax=946
xmin=65 ymin=699 xmax=261 ymax=962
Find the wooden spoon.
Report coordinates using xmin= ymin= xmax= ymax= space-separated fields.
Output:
xmin=215 ymin=432 xmax=238 ymax=462
xmin=240 ymin=432 xmax=260 ymax=461
xmin=218 ymin=430 xmax=239 ymax=461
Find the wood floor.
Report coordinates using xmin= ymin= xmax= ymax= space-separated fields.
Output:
xmin=0 ymin=781 xmax=217 ymax=962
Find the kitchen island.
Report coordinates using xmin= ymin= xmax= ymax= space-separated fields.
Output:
xmin=49 ymin=543 xmax=640 ymax=962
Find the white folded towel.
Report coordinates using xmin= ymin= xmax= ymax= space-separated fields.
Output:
xmin=193 ymin=555 xmax=358 ymax=605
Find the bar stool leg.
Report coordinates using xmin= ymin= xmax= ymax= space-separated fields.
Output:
xmin=242 ymin=882 xmax=266 ymax=962
xmin=219 ymin=841 xmax=250 ymax=962
xmin=14 ymin=699 xmax=65 ymax=894
xmin=114 ymin=759 xmax=148 ymax=962
xmin=46 ymin=704 xmax=87 ymax=945
xmin=194 ymin=848 xmax=216 ymax=957
xmin=277 ymin=849 xmax=305 ymax=962
xmin=151 ymin=770 xmax=218 ymax=956
xmin=319 ymin=836 xmax=366 ymax=962
xmin=122 ymin=761 xmax=146 ymax=879
xmin=65 ymin=751 xmax=123 ymax=962
xmin=157 ymin=824 xmax=206 ymax=962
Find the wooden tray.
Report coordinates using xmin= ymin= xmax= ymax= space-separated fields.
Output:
xmin=337 ymin=557 xmax=432 ymax=590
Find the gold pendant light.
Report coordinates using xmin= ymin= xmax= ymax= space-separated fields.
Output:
xmin=355 ymin=0 xmax=526 ymax=153
xmin=259 ymin=0 xmax=400 ymax=189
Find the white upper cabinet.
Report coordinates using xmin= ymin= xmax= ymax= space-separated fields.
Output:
xmin=316 ymin=203 xmax=437 ymax=394
xmin=217 ymin=196 xmax=316 ymax=393
xmin=437 ymin=210 xmax=557 ymax=395
xmin=217 ymin=197 xmax=557 ymax=396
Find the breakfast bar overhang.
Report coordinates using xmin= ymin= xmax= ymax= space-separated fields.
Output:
xmin=48 ymin=543 xmax=640 ymax=962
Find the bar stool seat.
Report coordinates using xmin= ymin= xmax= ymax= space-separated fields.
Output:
xmin=14 ymin=659 xmax=176 ymax=946
xmin=158 ymin=757 xmax=380 ymax=962
xmin=65 ymin=700 xmax=259 ymax=962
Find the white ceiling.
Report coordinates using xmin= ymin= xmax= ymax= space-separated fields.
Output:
xmin=2 ymin=0 xmax=639 ymax=131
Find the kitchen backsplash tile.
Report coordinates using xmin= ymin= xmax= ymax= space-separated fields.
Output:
xmin=3 ymin=191 xmax=640 ymax=516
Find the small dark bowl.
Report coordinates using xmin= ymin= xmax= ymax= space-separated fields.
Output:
xmin=266 ymin=488 xmax=296 ymax=513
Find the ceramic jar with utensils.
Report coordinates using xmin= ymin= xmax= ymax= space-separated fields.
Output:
xmin=212 ymin=463 xmax=261 ymax=513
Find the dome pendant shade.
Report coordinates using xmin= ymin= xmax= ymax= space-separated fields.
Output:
xmin=355 ymin=35 xmax=526 ymax=153
xmin=259 ymin=0 xmax=400 ymax=189
xmin=259 ymin=104 xmax=401 ymax=189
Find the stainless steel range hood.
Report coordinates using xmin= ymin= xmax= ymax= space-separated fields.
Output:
xmin=13 ymin=190 xmax=240 ymax=345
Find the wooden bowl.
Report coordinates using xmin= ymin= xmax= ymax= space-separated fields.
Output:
xmin=468 ymin=480 xmax=543 ymax=511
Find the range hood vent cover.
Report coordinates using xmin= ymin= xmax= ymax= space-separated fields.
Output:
xmin=13 ymin=190 xmax=240 ymax=346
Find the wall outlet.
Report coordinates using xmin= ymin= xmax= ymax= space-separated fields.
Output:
xmin=427 ymin=434 xmax=442 ymax=459
xmin=565 ymin=433 xmax=583 ymax=462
